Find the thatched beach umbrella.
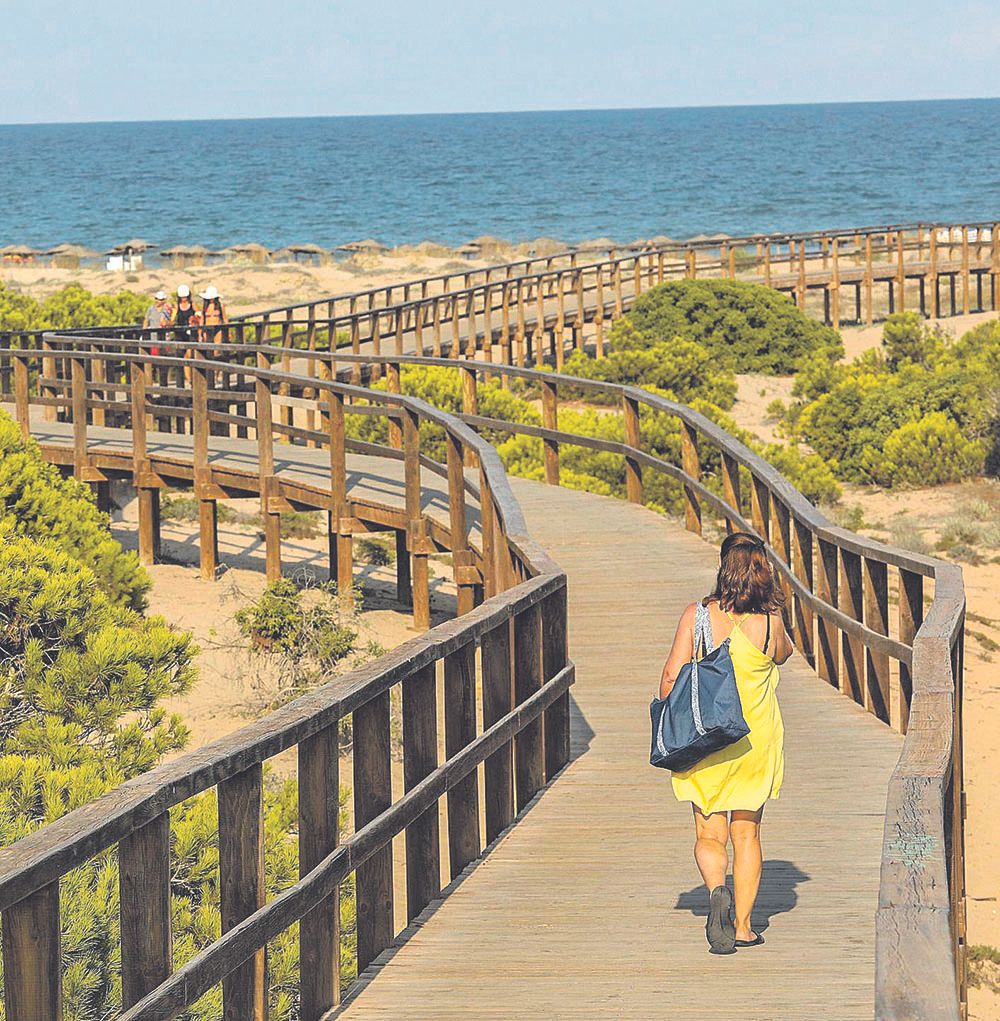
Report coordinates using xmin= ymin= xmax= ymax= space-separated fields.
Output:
xmin=50 ymin=244 xmax=99 ymax=267
xmin=523 ymin=237 xmax=565 ymax=257
xmin=338 ymin=239 xmax=388 ymax=253
xmin=1 ymin=243 xmax=41 ymax=257
xmin=287 ymin=242 xmax=329 ymax=264
xmin=457 ymin=243 xmax=481 ymax=260
xmin=574 ymin=236 xmax=619 ymax=253
xmin=110 ymin=239 xmax=157 ymax=255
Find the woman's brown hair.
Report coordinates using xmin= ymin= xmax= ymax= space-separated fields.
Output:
xmin=704 ymin=531 xmax=785 ymax=614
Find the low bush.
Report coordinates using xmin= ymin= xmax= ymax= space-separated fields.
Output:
xmin=608 ymin=279 xmax=844 ymax=373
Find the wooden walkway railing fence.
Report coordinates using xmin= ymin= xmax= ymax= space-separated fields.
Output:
xmin=0 ymin=222 xmax=972 ymax=1019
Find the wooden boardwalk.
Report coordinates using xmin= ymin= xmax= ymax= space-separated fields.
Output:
xmin=335 ymin=480 xmax=904 ymax=1020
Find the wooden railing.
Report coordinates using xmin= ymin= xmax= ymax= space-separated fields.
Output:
xmin=0 ymin=293 xmax=969 ymax=1017
xmin=5 ymin=222 xmax=998 ymax=389
xmin=0 ymin=340 xmax=572 ymax=1021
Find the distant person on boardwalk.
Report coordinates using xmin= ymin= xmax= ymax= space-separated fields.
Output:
xmin=171 ymin=284 xmax=200 ymax=384
xmin=659 ymin=532 xmax=792 ymax=955
xmin=143 ymin=289 xmax=173 ymax=355
xmin=198 ymin=285 xmax=227 ymax=348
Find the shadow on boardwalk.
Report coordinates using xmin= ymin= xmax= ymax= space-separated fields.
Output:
xmin=674 ymin=860 xmax=812 ymax=933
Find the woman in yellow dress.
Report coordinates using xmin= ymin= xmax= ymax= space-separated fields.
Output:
xmin=659 ymin=532 xmax=792 ymax=954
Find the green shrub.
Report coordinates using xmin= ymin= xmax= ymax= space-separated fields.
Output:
xmin=881 ymin=311 xmax=944 ymax=369
xmin=869 ymin=412 xmax=986 ymax=488
xmin=759 ymin=443 xmax=841 ymax=504
xmin=609 ymin=279 xmax=843 ymax=373
xmin=0 ymin=413 xmax=148 ymax=608
xmin=562 ymin=340 xmax=737 ymax=409
xmin=0 ymin=281 xmax=147 ymax=334
xmin=356 ymin=537 xmax=394 ymax=566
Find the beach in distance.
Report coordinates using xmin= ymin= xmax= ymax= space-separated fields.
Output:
xmin=2 ymin=98 xmax=1000 ymax=254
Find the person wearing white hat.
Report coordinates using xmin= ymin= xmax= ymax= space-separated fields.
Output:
xmin=169 ymin=283 xmax=200 ymax=385
xmin=143 ymin=288 xmax=174 ymax=355
xmin=198 ymin=285 xmax=228 ymax=347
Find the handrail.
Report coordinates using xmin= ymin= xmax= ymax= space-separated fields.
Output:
xmin=0 ymin=286 xmax=969 ymax=1017
xmin=0 ymin=339 xmax=573 ymax=1021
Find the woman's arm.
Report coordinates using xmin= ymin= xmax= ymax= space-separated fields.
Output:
xmin=769 ymin=611 xmax=794 ymax=664
xmin=658 ymin=602 xmax=698 ymax=698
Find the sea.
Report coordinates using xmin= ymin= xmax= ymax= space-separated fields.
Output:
xmin=1 ymin=99 xmax=999 ymax=253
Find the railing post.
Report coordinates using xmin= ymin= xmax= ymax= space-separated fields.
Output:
xmin=298 ymin=723 xmax=341 ymax=1020
xmin=897 ymin=568 xmax=923 ymax=734
xmin=680 ymin=422 xmax=701 ymax=534
xmin=353 ymin=691 xmax=394 ymax=971
xmin=14 ymin=352 xmax=31 ymax=439
xmin=403 ymin=406 xmax=430 ymax=630
xmin=750 ymin=475 xmax=770 ymax=542
xmin=482 ymin=617 xmax=514 ymax=843
xmin=459 ymin=363 xmax=478 ymax=467
xmin=991 ymin=223 xmax=1000 ymax=312
xmin=513 ymin=602 xmax=543 ymax=811
xmin=218 ymin=764 xmax=266 ymax=1021
xmin=839 ymin=548 xmax=865 ymax=705
xmin=791 ymin=520 xmax=815 ymax=667
xmin=446 ymin=428 xmax=476 ymax=616
xmin=815 ymin=537 xmax=840 ymax=687
xmin=720 ymin=452 xmax=741 ymax=532
xmin=769 ymin=498 xmax=793 ymax=628
xmin=541 ymin=379 xmax=559 ymax=485
xmin=402 ymin=663 xmax=440 ymax=918
xmin=594 ymin=266 xmax=606 ymax=358
xmin=863 ymin=556 xmax=891 ymax=723
xmin=325 ymin=389 xmax=353 ymax=606
xmin=897 ymin=231 xmax=907 ymax=313
xmin=255 ymin=356 xmax=282 ymax=583
xmin=386 ymin=360 xmax=402 ymax=449
xmin=928 ymin=229 xmax=939 ymax=318
xmin=622 ymin=395 xmax=642 ymax=503
xmin=2 ymin=881 xmax=62 ymax=1021
xmin=445 ymin=641 xmax=481 ymax=876
xmin=71 ymin=352 xmax=88 ymax=479
xmin=543 ymin=583 xmax=570 ymax=780
xmin=191 ymin=353 xmax=219 ymax=580
xmin=119 ymin=813 xmax=172 ymax=1009
xmin=130 ymin=358 xmax=161 ymax=565
xmin=830 ymin=237 xmax=841 ymax=327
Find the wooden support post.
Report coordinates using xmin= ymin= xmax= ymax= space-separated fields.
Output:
xmin=402 ymin=663 xmax=440 ymax=918
xmin=815 ymin=538 xmax=839 ymax=687
xmin=541 ymin=380 xmax=559 ymax=485
xmin=255 ymin=362 xmax=281 ymax=583
xmin=792 ymin=521 xmax=815 ymax=667
xmin=863 ymin=557 xmax=890 ymax=723
xmin=445 ymin=642 xmax=481 ymax=877
xmin=763 ymin=243 xmax=772 ymax=286
xmin=191 ymin=357 xmax=218 ymax=580
xmin=13 ymin=354 xmax=30 ymax=439
xmin=720 ymin=452 xmax=741 ymax=532
xmin=2 ymin=881 xmax=62 ymax=1021
xmin=542 ymin=584 xmax=570 ymax=780
xmin=130 ymin=359 xmax=160 ymax=565
xmin=897 ymin=569 xmax=923 ymax=735
xmin=594 ymin=267 xmax=606 ymax=358
xmin=992 ymin=223 xmax=1000 ymax=312
xmin=554 ymin=273 xmax=566 ymax=370
xmin=298 ymin=724 xmax=341 ymax=1021
xmin=839 ymin=549 xmax=865 ymax=705
xmin=71 ymin=354 xmax=88 ymax=478
xmin=680 ymin=422 xmax=701 ymax=535
xmin=395 ymin=528 xmax=411 ymax=606
xmin=513 ymin=602 xmax=543 ymax=811
xmin=750 ymin=475 xmax=770 ymax=542
xmin=386 ymin=361 xmax=402 ymax=449
xmin=353 ymin=691 xmax=394 ymax=971
xmin=574 ymin=270 xmax=585 ymax=349
xmin=830 ymin=237 xmax=840 ymax=327
xmin=614 ymin=260 xmax=624 ymax=312
xmin=482 ymin=620 xmax=514 ymax=841
xmin=446 ymin=429 xmax=475 ymax=616
xmin=796 ymin=240 xmax=807 ymax=309
xmin=961 ymin=227 xmax=971 ymax=314
xmin=534 ymin=285 xmax=545 ymax=367
xmin=770 ymin=499 xmax=793 ymax=629
xmin=865 ymin=234 xmax=874 ymax=325
xmin=119 ymin=813 xmax=172 ymax=1009
xmin=928 ymin=230 xmax=939 ymax=318
xmin=482 ymin=287 xmax=493 ymax=361
xmin=218 ymin=765 xmax=266 ymax=1021
xmin=622 ymin=395 xmax=642 ymax=503
xmin=403 ymin=407 xmax=429 ymax=630
xmin=324 ymin=390 xmax=352 ymax=606
xmin=897 ymin=231 xmax=906 ymax=313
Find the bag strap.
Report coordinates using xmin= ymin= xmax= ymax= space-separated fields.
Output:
xmin=764 ymin=612 xmax=771 ymax=655
xmin=689 ymin=606 xmax=707 ymax=736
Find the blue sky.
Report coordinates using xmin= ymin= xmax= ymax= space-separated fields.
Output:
xmin=3 ymin=0 xmax=999 ymax=124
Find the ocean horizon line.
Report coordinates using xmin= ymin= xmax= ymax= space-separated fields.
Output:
xmin=2 ymin=94 xmax=999 ymax=130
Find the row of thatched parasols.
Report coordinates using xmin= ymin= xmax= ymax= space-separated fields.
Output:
xmin=1 ymin=232 xmax=703 ymax=269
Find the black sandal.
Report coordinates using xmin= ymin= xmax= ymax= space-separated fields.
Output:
xmin=706 ymin=885 xmax=737 ymax=955
xmin=735 ymin=933 xmax=765 ymax=947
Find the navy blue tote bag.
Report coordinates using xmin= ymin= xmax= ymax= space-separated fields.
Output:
xmin=649 ymin=605 xmax=749 ymax=771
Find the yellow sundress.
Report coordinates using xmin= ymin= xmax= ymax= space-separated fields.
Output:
xmin=671 ymin=605 xmax=784 ymax=814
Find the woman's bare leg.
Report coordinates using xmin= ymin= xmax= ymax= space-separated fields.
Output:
xmin=730 ymin=807 xmax=764 ymax=940
xmin=692 ymin=807 xmax=729 ymax=892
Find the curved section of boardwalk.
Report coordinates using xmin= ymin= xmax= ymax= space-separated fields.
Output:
xmin=337 ymin=480 xmax=903 ymax=1020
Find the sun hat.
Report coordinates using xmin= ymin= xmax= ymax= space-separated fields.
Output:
xmin=199 ymin=285 xmax=220 ymax=300
xmin=176 ymin=283 xmax=190 ymax=297
xmin=153 ymin=289 xmax=167 ymax=300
